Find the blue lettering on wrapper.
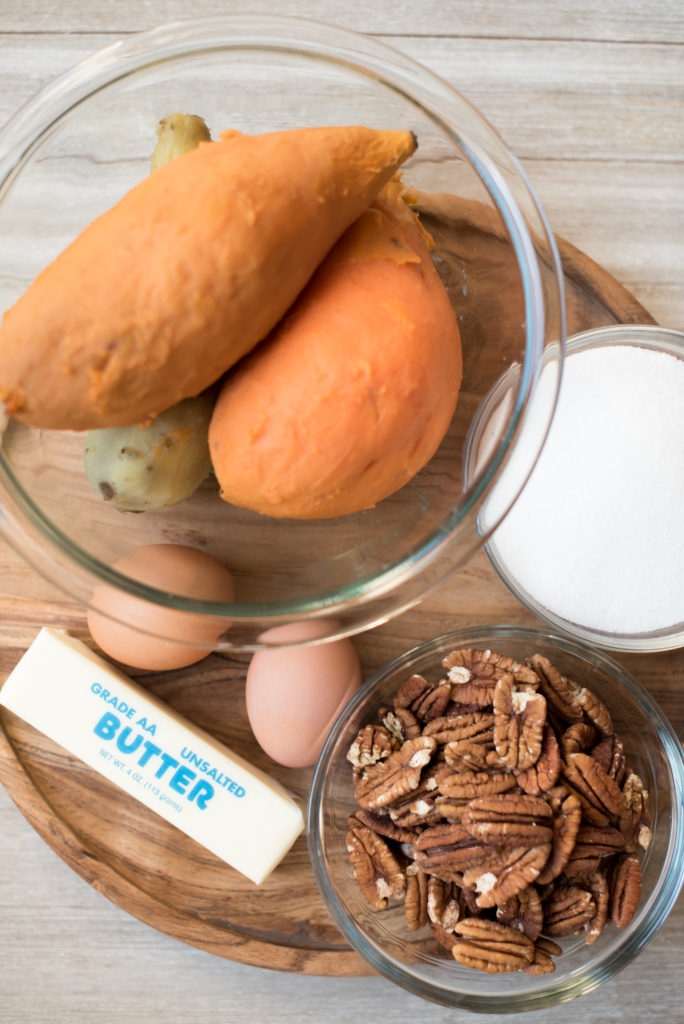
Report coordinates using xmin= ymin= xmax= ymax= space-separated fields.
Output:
xmin=136 ymin=717 xmax=157 ymax=735
xmin=155 ymin=752 xmax=179 ymax=780
xmin=117 ymin=727 xmax=143 ymax=755
xmin=180 ymin=748 xmax=246 ymax=798
xmin=94 ymin=711 xmax=119 ymax=740
xmin=181 ymin=747 xmax=209 ymax=772
xmin=138 ymin=740 xmax=161 ymax=767
xmin=92 ymin=712 xmax=215 ymax=810
xmin=90 ymin=683 xmax=135 ymax=719
xmin=187 ymin=779 xmax=214 ymax=809
xmin=169 ymin=764 xmax=195 ymax=795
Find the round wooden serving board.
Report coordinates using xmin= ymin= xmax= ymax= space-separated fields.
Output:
xmin=0 ymin=208 xmax=657 ymax=977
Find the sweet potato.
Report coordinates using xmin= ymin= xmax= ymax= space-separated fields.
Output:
xmin=0 ymin=125 xmax=416 ymax=429
xmin=209 ymin=179 xmax=463 ymax=519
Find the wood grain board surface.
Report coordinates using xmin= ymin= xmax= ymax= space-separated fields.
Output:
xmin=1 ymin=3 xmax=683 ymax=1023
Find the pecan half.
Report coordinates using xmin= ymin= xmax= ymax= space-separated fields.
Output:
xmin=405 ymin=863 xmax=429 ymax=931
xmin=452 ymin=918 xmax=535 ymax=973
xmin=527 ymin=654 xmax=583 ymax=723
xmin=536 ymin=791 xmax=582 ymax=885
xmin=382 ymin=706 xmax=421 ymax=742
xmin=354 ymin=736 xmax=436 ymax=811
xmin=562 ymin=752 xmax=628 ymax=829
xmin=522 ymin=937 xmax=562 ymax=975
xmin=591 ymin=734 xmax=626 ymax=785
xmin=610 ymin=852 xmax=642 ymax=929
xmin=493 ymin=674 xmax=547 ymax=771
xmin=464 ymin=844 xmax=551 ymax=908
xmin=347 ymin=724 xmax=397 ymax=769
xmin=460 ymin=885 xmax=486 ymax=916
xmin=585 ymin=871 xmax=610 ymax=945
xmin=385 ymin=806 xmax=444 ymax=831
xmin=543 ymin=883 xmax=596 ymax=937
xmin=439 ymin=768 xmax=517 ymax=800
xmin=515 ymin=724 xmax=561 ymax=795
xmin=423 ymin=711 xmax=495 ymax=746
xmin=622 ymin=771 xmax=652 ymax=852
xmin=545 ymin=783 xmax=569 ymax=807
xmin=443 ymin=740 xmax=498 ymax=771
xmin=434 ymin=795 xmax=471 ymax=823
xmin=395 ymin=674 xmax=451 ymax=722
xmin=430 ymin=920 xmax=457 ymax=953
xmin=569 ymin=823 xmax=626 ymax=861
xmin=560 ymin=722 xmax=599 ymax=757
xmin=575 ymin=685 xmax=613 ymax=736
xmin=346 ymin=821 xmax=406 ymax=910
xmin=496 ymin=886 xmax=544 ymax=941
xmin=427 ymin=875 xmax=464 ymax=933
xmin=385 ymin=762 xmax=452 ymax=827
xmin=563 ymin=855 xmax=603 ymax=879
xmin=461 ymin=793 xmax=553 ymax=848
xmin=387 ymin=806 xmax=445 ymax=830
xmin=446 ymin=683 xmax=497 ymax=708
xmin=414 ymin=823 xmax=497 ymax=875
xmin=350 ymin=809 xmax=419 ymax=846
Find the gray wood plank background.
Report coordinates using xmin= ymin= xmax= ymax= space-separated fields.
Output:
xmin=1 ymin=1 xmax=682 ymax=1021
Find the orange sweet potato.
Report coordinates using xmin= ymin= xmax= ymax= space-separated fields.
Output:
xmin=209 ymin=180 xmax=463 ymax=519
xmin=0 ymin=126 xmax=416 ymax=430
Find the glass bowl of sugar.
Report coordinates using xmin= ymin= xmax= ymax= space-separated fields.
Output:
xmin=481 ymin=324 xmax=684 ymax=653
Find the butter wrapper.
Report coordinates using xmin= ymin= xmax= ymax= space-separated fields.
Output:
xmin=0 ymin=628 xmax=304 ymax=884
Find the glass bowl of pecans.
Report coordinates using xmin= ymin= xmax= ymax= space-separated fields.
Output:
xmin=308 ymin=626 xmax=684 ymax=1011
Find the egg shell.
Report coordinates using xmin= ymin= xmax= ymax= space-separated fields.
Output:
xmin=87 ymin=543 xmax=234 ymax=671
xmin=246 ymin=622 xmax=362 ymax=768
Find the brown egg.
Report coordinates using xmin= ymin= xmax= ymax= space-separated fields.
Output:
xmin=246 ymin=621 xmax=362 ymax=768
xmin=87 ymin=543 xmax=234 ymax=671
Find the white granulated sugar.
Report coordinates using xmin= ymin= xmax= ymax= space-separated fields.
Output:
xmin=490 ymin=345 xmax=684 ymax=634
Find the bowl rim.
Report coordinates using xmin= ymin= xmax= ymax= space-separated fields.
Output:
xmin=485 ymin=324 xmax=684 ymax=654
xmin=0 ymin=13 xmax=565 ymax=632
xmin=307 ymin=624 xmax=684 ymax=1011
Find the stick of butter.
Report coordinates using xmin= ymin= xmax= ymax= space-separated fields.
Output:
xmin=0 ymin=627 xmax=304 ymax=884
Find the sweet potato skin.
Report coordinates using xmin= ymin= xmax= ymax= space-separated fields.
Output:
xmin=209 ymin=182 xmax=463 ymax=519
xmin=0 ymin=126 xmax=416 ymax=430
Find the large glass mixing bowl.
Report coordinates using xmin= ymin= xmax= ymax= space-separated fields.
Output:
xmin=0 ymin=15 xmax=564 ymax=651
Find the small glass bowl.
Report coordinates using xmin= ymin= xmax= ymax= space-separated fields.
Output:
xmin=484 ymin=325 xmax=684 ymax=653
xmin=308 ymin=626 xmax=684 ymax=1012
xmin=0 ymin=14 xmax=564 ymax=651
